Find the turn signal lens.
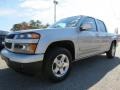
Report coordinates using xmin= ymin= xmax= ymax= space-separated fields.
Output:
xmin=31 ymin=33 xmax=40 ymax=39
xmin=28 ymin=44 xmax=37 ymax=53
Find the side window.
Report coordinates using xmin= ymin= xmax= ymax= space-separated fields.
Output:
xmin=81 ymin=17 xmax=97 ymax=31
xmin=97 ymin=20 xmax=107 ymax=32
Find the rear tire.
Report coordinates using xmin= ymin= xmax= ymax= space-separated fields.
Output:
xmin=106 ymin=42 xmax=116 ymax=59
xmin=44 ymin=47 xmax=72 ymax=82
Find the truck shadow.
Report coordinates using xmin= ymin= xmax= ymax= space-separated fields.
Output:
xmin=0 ymin=55 xmax=120 ymax=90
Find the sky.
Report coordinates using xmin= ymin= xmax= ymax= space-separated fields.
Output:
xmin=0 ymin=0 xmax=120 ymax=33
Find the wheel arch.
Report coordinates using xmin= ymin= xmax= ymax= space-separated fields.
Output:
xmin=44 ymin=40 xmax=75 ymax=61
xmin=112 ymin=40 xmax=117 ymax=46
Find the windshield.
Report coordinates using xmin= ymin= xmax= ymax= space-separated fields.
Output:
xmin=50 ymin=16 xmax=80 ymax=28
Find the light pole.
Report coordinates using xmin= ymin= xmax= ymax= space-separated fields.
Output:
xmin=53 ymin=0 xmax=58 ymax=23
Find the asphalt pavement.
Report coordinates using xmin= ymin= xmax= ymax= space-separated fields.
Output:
xmin=0 ymin=45 xmax=120 ymax=90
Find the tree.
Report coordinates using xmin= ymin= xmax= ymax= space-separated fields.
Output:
xmin=36 ymin=20 xmax=41 ymax=28
xmin=43 ymin=23 xmax=50 ymax=28
xmin=21 ymin=22 xmax=29 ymax=30
xmin=29 ymin=20 xmax=36 ymax=29
xmin=11 ymin=20 xmax=49 ymax=31
xmin=11 ymin=24 xmax=22 ymax=31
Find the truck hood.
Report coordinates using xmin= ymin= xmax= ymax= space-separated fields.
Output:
xmin=10 ymin=27 xmax=77 ymax=35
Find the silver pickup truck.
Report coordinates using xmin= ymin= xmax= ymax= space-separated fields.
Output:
xmin=1 ymin=15 xmax=117 ymax=82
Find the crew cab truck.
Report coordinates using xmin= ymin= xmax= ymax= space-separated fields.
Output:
xmin=1 ymin=16 xmax=117 ymax=82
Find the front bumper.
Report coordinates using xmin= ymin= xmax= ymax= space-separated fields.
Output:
xmin=1 ymin=49 xmax=44 ymax=63
xmin=1 ymin=49 xmax=44 ymax=74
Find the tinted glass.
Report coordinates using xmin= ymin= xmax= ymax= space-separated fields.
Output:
xmin=97 ymin=20 xmax=106 ymax=32
xmin=81 ymin=17 xmax=97 ymax=31
xmin=50 ymin=16 xmax=80 ymax=28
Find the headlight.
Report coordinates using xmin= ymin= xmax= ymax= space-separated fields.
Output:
xmin=14 ymin=43 xmax=37 ymax=54
xmin=12 ymin=32 xmax=40 ymax=54
xmin=16 ymin=32 xmax=40 ymax=39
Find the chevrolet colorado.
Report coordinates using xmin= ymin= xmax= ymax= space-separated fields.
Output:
xmin=1 ymin=16 xmax=117 ymax=82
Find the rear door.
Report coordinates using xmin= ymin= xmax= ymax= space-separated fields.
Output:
xmin=78 ymin=17 xmax=100 ymax=58
xmin=96 ymin=20 xmax=110 ymax=52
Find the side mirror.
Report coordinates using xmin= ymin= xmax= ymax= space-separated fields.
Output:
xmin=80 ymin=23 xmax=92 ymax=31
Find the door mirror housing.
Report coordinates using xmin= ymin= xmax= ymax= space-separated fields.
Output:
xmin=80 ymin=23 xmax=92 ymax=31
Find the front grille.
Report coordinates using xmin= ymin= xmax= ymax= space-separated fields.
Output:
xmin=5 ymin=42 xmax=12 ymax=49
xmin=6 ymin=34 xmax=15 ymax=39
xmin=5 ymin=34 xmax=15 ymax=49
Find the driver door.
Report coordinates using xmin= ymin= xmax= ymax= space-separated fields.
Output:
xmin=78 ymin=17 xmax=100 ymax=58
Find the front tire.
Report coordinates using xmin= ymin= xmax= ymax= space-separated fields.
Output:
xmin=106 ymin=42 xmax=116 ymax=58
xmin=44 ymin=47 xmax=72 ymax=82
